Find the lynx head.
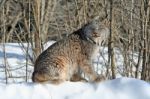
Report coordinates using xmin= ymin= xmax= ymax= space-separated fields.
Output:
xmin=82 ymin=17 xmax=109 ymax=46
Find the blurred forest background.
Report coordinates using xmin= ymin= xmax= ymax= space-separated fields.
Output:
xmin=0 ymin=0 xmax=150 ymax=82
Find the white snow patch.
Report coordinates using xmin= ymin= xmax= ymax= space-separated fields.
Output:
xmin=0 ymin=78 xmax=149 ymax=99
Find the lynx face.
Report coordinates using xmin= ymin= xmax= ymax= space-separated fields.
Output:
xmin=83 ymin=20 xmax=109 ymax=46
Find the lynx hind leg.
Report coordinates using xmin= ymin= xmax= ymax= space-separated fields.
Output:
xmin=32 ymin=71 xmax=65 ymax=84
xmin=70 ymin=73 xmax=88 ymax=82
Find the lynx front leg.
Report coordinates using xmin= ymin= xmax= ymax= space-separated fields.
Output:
xmin=70 ymin=73 xmax=87 ymax=82
xmin=79 ymin=61 xmax=104 ymax=82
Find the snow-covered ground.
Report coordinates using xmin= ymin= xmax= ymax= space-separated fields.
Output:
xmin=0 ymin=77 xmax=150 ymax=99
xmin=0 ymin=42 xmax=150 ymax=99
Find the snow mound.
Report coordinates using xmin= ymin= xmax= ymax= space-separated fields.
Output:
xmin=0 ymin=77 xmax=150 ymax=99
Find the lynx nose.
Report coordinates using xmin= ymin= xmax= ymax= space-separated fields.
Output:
xmin=92 ymin=32 xmax=100 ymax=37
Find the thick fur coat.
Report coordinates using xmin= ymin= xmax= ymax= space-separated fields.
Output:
xmin=32 ymin=18 xmax=109 ymax=84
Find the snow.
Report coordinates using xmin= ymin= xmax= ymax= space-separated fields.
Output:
xmin=0 ymin=78 xmax=150 ymax=99
xmin=0 ymin=42 xmax=150 ymax=99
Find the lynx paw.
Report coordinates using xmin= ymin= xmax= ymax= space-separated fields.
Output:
xmin=94 ymin=75 xmax=106 ymax=82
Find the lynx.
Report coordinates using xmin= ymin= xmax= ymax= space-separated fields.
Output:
xmin=32 ymin=18 xmax=109 ymax=84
